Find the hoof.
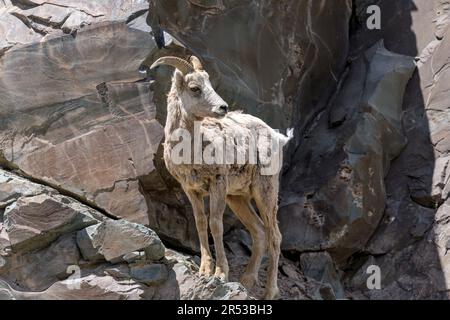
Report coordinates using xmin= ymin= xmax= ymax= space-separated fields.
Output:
xmin=214 ymin=267 xmax=229 ymax=282
xmin=240 ymin=273 xmax=259 ymax=290
xmin=199 ymin=260 xmax=215 ymax=277
xmin=264 ymin=288 xmax=281 ymax=300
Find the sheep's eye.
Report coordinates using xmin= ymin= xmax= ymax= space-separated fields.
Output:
xmin=190 ymin=86 xmax=201 ymax=94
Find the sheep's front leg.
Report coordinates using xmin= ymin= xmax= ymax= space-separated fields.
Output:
xmin=185 ymin=189 xmax=215 ymax=277
xmin=209 ymin=179 xmax=229 ymax=281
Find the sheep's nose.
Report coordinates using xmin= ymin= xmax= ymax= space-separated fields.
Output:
xmin=219 ymin=105 xmax=228 ymax=113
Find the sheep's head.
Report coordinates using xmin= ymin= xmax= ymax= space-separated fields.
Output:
xmin=149 ymin=56 xmax=229 ymax=118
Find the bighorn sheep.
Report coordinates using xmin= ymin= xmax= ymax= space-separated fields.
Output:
xmin=145 ymin=55 xmax=292 ymax=299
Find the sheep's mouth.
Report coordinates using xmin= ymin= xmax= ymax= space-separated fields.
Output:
xmin=212 ymin=110 xmax=228 ymax=117
xmin=212 ymin=106 xmax=228 ymax=116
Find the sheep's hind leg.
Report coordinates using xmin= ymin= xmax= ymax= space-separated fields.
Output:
xmin=185 ymin=189 xmax=215 ymax=277
xmin=226 ymin=195 xmax=265 ymax=289
xmin=252 ymin=180 xmax=282 ymax=300
xmin=209 ymin=180 xmax=229 ymax=281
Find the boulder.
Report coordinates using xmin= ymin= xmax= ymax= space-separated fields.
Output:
xmin=0 ymin=255 xmax=6 ymax=273
xmin=165 ymin=249 xmax=251 ymax=300
xmin=300 ymin=252 xmax=345 ymax=299
xmin=0 ymin=249 xmax=251 ymax=300
xmin=0 ymin=222 xmax=9 ymax=256
xmin=76 ymin=219 xmax=165 ymax=263
xmin=0 ymin=280 xmax=15 ymax=300
xmin=0 ymin=234 xmax=80 ymax=291
xmin=279 ymin=42 xmax=416 ymax=263
xmin=4 ymin=194 xmax=98 ymax=252
xmin=0 ymin=274 xmax=150 ymax=300
xmin=0 ymin=169 xmax=101 ymax=253
xmin=123 ymin=251 xmax=145 ymax=263
xmin=181 ymin=275 xmax=251 ymax=300
xmin=130 ymin=263 xmax=168 ymax=286
xmin=76 ymin=225 xmax=104 ymax=263
xmin=0 ymin=170 xmax=50 ymax=206
xmin=0 ymin=0 xmax=149 ymax=50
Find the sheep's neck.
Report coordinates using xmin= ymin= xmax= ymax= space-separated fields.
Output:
xmin=164 ymin=94 xmax=197 ymax=145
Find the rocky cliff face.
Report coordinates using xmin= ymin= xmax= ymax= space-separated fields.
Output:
xmin=1 ymin=0 xmax=450 ymax=300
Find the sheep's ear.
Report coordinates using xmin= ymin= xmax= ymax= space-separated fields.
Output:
xmin=174 ymin=69 xmax=184 ymax=90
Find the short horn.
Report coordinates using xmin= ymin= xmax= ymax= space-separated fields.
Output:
xmin=148 ymin=56 xmax=194 ymax=75
xmin=190 ymin=56 xmax=204 ymax=71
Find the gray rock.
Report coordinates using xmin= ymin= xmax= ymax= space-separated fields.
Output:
xmin=0 ymin=273 xmax=149 ymax=300
xmin=103 ymin=264 xmax=132 ymax=280
xmin=143 ymin=243 xmax=166 ymax=263
xmin=76 ymin=225 xmax=104 ymax=263
xmin=0 ymin=224 xmax=9 ymax=256
xmin=432 ymin=156 xmax=450 ymax=202
xmin=77 ymin=219 xmax=165 ymax=263
xmin=279 ymin=41 xmax=415 ymax=263
xmin=366 ymin=198 xmax=435 ymax=255
xmin=183 ymin=277 xmax=251 ymax=300
xmin=0 ymin=170 xmax=50 ymax=205
xmin=130 ymin=263 xmax=168 ymax=286
xmin=342 ymin=0 xmax=450 ymax=300
xmin=300 ymin=252 xmax=345 ymax=299
xmin=0 ymin=255 xmax=6 ymax=272
xmin=210 ymin=282 xmax=251 ymax=300
xmin=0 ymin=280 xmax=15 ymax=300
xmin=0 ymin=234 xmax=80 ymax=291
xmin=0 ymin=9 xmax=163 ymax=226
xmin=123 ymin=251 xmax=145 ymax=263
xmin=1 ymin=0 xmax=149 ymax=46
xmin=3 ymin=194 xmax=98 ymax=252
xmin=0 ymin=169 xmax=105 ymax=254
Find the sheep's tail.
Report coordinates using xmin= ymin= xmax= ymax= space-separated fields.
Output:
xmin=286 ymin=127 xmax=294 ymax=141
xmin=278 ymin=127 xmax=294 ymax=146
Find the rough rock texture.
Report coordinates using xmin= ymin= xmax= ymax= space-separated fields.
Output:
xmin=280 ymin=41 xmax=415 ymax=263
xmin=0 ymin=169 xmax=252 ymax=300
xmin=300 ymin=252 xmax=345 ymax=299
xmin=5 ymin=194 xmax=98 ymax=252
xmin=1 ymin=0 xmax=450 ymax=300
xmin=0 ymin=169 xmax=104 ymax=253
xmin=0 ymin=0 xmax=201 ymax=252
xmin=342 ymin=0 xmax=450 ymax=299
xmin=0 ymin=0 xmax=161 ymax=226
xmin=129 ymin=263 xmax=168 ymax=286
xmin=77 ymin=219 xmax=166 ymax=263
